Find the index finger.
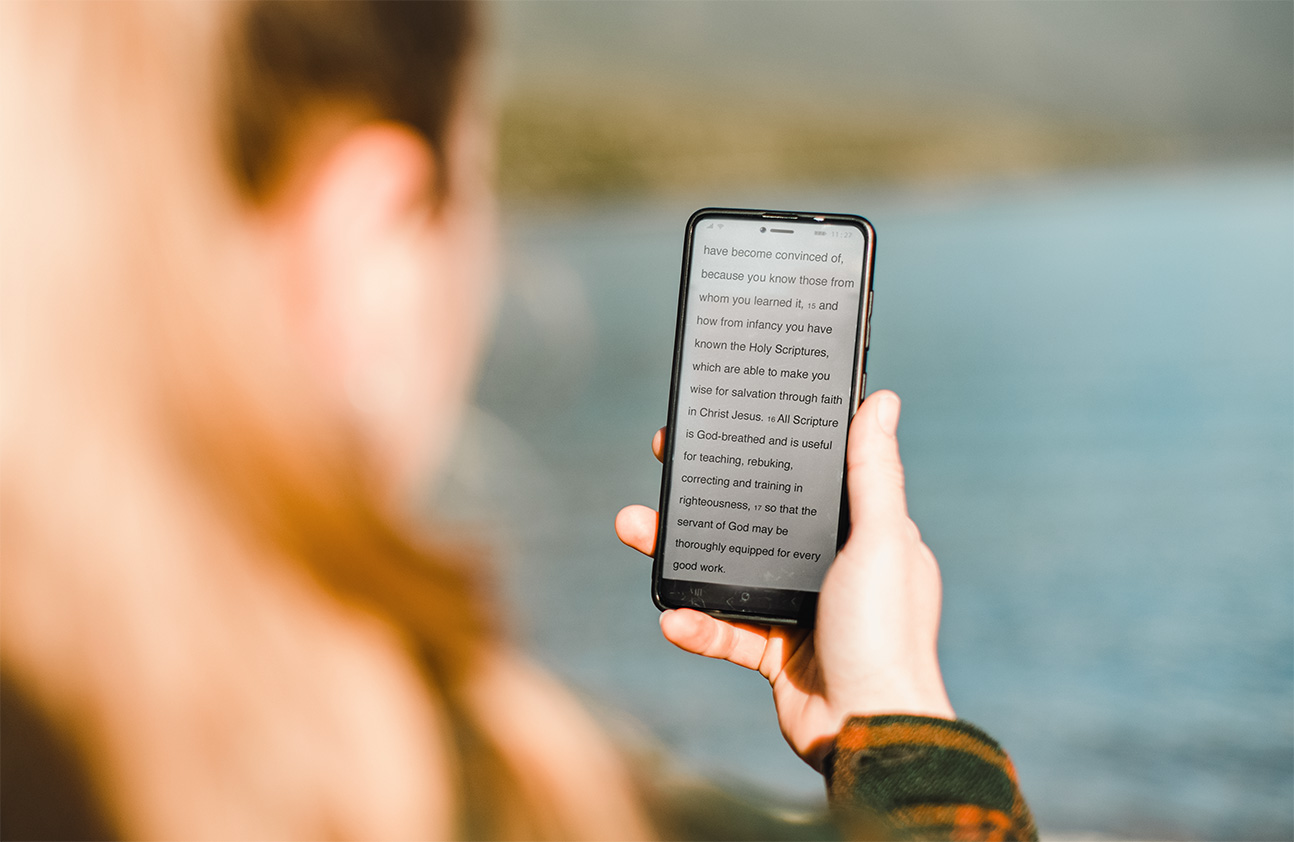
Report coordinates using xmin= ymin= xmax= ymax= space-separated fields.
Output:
xmin=615 ymin=504 xmax=658 ymax=556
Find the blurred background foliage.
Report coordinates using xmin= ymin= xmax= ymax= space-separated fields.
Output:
xmin=489 ymin=1 xmax=1290 ymax=199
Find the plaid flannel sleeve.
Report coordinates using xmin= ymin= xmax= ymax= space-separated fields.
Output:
xmin=822 ymin=714 xmax=1038 ymax=842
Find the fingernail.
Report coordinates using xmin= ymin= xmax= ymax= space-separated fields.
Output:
xmin=876 ymin=392 xmax=900 ymax=435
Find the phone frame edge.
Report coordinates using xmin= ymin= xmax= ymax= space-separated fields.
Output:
xmin=651 ymin=208 xmax=876 ymax=628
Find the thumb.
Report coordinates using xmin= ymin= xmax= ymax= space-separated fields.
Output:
xmin=846 ymin=390 xmax=909 ymax=526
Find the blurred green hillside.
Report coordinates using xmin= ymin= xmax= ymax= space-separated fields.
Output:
xmin=489 ymin=1 xmax=1292 ymax=199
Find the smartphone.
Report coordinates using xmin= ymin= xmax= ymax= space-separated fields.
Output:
xmin=652 ymin=208 xmax=875 ymax=626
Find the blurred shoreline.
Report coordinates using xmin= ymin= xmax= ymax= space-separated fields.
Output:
xmin=497 ymin=86 xmax=1287 ymax=201
xmin=489 ymin=2 xmax=1292 ymax=201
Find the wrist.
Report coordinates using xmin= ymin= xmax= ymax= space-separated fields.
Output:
xmin=828 ymin=672 xmax=956 ymax=728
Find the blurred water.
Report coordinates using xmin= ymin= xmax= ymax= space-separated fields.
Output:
xmin=440 ymin=163 xmax=1293 ymax=840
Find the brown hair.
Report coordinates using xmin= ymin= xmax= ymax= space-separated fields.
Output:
xmin=225 ymin=2 xmax=475 ymax=203
xmin=0 ymin=3 xmax=650 ymax=839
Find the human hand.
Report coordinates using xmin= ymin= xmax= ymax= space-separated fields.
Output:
xmin=615 ymin=391 xmax=953 ymax=771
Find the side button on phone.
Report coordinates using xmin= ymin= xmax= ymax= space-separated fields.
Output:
xmin=864 ymin=289 xmax=874 ymax=349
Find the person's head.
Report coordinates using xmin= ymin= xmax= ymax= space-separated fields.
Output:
xmin=0 ymin=3 xmax=646 ymax=839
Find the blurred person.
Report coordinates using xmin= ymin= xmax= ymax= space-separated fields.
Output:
xmin=0 ymin=3 xmax=1033 ymax=841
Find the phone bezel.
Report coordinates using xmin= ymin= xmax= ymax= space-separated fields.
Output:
xmin=651 ymin=208 xmax=876 ymax=627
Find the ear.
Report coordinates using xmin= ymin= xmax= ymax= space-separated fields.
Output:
xmin=266 ymin=118 xmax=495 ymax=497
xmin=268 ymin=123 xmax=453 ymax=485
xmin=302 ymin=122 xmax=434 ymax=246
xmin=273 ymin=120 xmax=434 ymax=406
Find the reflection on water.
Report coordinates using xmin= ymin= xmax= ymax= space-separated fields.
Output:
xmin=437 ymin=163 xmax=1293 ymax=840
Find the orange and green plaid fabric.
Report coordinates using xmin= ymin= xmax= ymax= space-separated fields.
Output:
xmin=824 ymin=715 xmax=1038 ymax=842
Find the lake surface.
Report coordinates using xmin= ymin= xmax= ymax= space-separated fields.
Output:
xmin=436 ymin=162 xmax=1293 ymax=840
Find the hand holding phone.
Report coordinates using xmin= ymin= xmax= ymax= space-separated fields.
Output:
xmin=617 ymin=393 xmax=955 ymax=771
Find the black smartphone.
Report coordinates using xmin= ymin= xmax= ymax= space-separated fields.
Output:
xmin=652 ymin=208 xmax=875 ymax=627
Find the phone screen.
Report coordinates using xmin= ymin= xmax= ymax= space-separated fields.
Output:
xmin=654 ymin=209 xmax=874 ymax=624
